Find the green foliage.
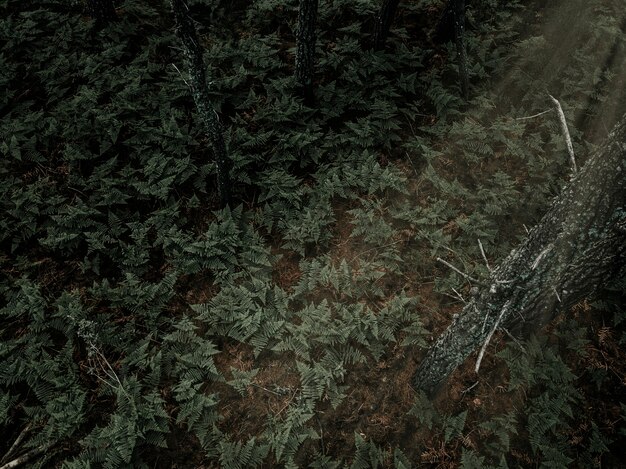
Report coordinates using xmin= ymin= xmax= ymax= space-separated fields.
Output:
xmin=497 ymin=334 xmax=592 ymax=467
xmin=393 ymin=447 xmax=413 ymax=469
xmin=217 ymin=435 xmax=270 ymax=469
xmin=460 ymin=448 xmax=487 ymax=469
xmin=267 ymin=403 xmax=318 ymax=465
xmin=443 ymin=410 xmax=468 ymax=443
xmin=80 ymin=382 xmax=169 ymax=468
xmin=408 ymin=391 xmax=439 ymax=430
xmin=1 ymin=0 xmax=624 ymax=466
xmin=479 ymin=412 xmax=518 ymax=457
xmin=350 ymin=432 xmax=385 ymax=469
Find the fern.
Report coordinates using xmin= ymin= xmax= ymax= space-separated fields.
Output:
xmin=173 ymin=379 xmax=219 ymax=448
xmin=350 ymin=432 xmax=385 ymax=469
xmin=443 ymin=410 xmax=468 ymax=443
xmin=267 ymin=402 xmax=318 ymax=464
xmin=408 ymin=391 xmax=439 ymax=430
xmin=217 ymin=436 xmax=270 ymax=469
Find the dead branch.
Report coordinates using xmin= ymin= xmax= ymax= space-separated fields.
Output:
xmin=549 ymin=94 xmax=577 ymax=174
xmin=0 ymin=444 xmax=51 ymax=469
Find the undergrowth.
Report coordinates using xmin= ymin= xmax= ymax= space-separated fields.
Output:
xmin=0 ymin=0 xmax=624 ymax=467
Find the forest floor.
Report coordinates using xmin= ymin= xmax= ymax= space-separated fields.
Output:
xmin=1 ymin=0 xmax=626 ymax=467
xmin=177 ymin=1 xmax=626 ymax=467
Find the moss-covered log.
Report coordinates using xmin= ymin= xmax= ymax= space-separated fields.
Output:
xmin=171 ymin=0 xmax=232 ymax=207
xmin=295 ymin=0 xmax=319 ymax=105
xmin=413 ymin=114 xmax=626 ymax=397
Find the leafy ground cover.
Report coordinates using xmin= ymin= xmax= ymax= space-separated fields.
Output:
xmin=1 ymin=0 xmax=625 ymax=467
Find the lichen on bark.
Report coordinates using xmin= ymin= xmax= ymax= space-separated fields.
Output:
xmin=295 ymin=0 xmax=319 ymax=105
xmin=171 ymin=0 xmax=232 ymax=207
xmin=413 ymin=115 xmax=626 ymax=397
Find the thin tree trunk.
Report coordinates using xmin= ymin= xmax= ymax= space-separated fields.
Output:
xmin=453 ymin=0 xmax=469 ymax=100
xmin=433 ymin=0 xmax=469 ymax=99
xmin=170 ymin=0 xmax=232 ymax=207
xmin=413 ymin=114 xmax=626 ymax=397
xmin=85 ymin=0 xmax=117 ymax=25
xmin=295 ymin=0 xmax=319 ymax=106
xmin=373 ymin=0 xmax=400 ymax=50
xmin=434 ymin=0 xmax=455 ymax=44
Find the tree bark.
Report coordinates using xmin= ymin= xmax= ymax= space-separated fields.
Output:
xmin=413 ymin=114 xmax=626 ymax=397
xmin=433 ymin=0 xmax=469 ymax=99
xmin=85 ymin=0 xmax=117 ymax=25
xmin=435 ymin=0 xmax=472 ymax=42
xmin=453 ymin=0 xmax=469 ymax=100
xmin=373 ymin=0 xmax=400 ymax=51
xmin=170 ymin=0 xmax=232 ymax=207
xmin=295 ymin=0 xmax=319 ymax=106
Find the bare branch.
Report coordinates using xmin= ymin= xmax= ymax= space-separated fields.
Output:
xmin=0 ymin=444 xmax=51 ymax=469
xmin=549 ymin=94 xmax=577 ymax=174
xmin=251 ymin=383 xmax=283 ymax=396
xmin=436 ymin=257 xmax=488 ymax=286
xmin=481 ymin=307 xmax=489 ymax=333
xmin=477 ymin=238 xmax=491 ymax=272
xmin=461 ymin=380 xmax=479 ymax=395
xmin=450 ymin=287 xmax=467 ymax=304
xmin=88 ymin=344 xmax=128 ymax=398
xmin=531 ymin=244 xmax=553 ymax=270
xmin=1 ymin=424 xmax=32 ymax=464
xmin=475 ymin=300 xmax=511 ymax=373
xmin=515 ymin=109 xmax=553 ymax=120
xmin=502 ymin=328 xmax=526 ymax=352
xmin=169 ymin=63 xmax=190 ymax=88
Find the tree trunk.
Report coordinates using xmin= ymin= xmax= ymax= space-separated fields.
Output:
xmin=85 ymin=0 xmax=117 ymax=25
xmin=434 ymin=0 xmax=455 ymax=44
xmin=295 ymin=0 xmax=319 ymax=106
xmin=453 ymin=0 xmax=469 ymax=100
xmin=413 ymin=114 xmax=626 ymax=397
xmin=373 ymin=0 xmax=400 ymax=50
xmin=433 ymin=0 xmax=469 ymax=99
xmin=170 ymin=0 xmax=232 ymax=208
xmin=435 ymin=0 xmax=473 ymax=42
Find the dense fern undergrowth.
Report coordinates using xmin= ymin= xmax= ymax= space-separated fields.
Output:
xmin=1 ymin=0 xmax=625 ymax=467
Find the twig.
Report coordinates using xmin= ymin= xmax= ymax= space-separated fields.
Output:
xmin=461 ymin=381 xmax=479 ymax=395
xmin=475 ymin=300 xmax=511 ymax=373
xmin=405 ymin=152 xmax=420 ymax=178
xmin=170 ymin=63 xmax=190 ymax=88
xmin=88 ymin=344 xmax=128 ymax=398
xmin=531 ymin=244 xmax=553 ymax=270
xmin=553 ymin=286 xmax=562 ymax=303
xmin=350 ymin=240 xmax=403 ymax=263
xmin=495 ymin=279 xmax=515 ymax=285
xmin=275 ymin=390 xmax=299 ymax=417
xmin=514 ymin=109 xmax=552 ymax=120
xmin=502 ymin=328 xmax=526 ymax=352
xmin=450 ymin=287 xmax=466 ymax=304
xmin=0 ymin=444 xmax=51 ymax=469
xmin=481 ymin=305 xmax=489 ymax=333
xmin=441 ymin=292 xmax=464 ymax=304
xmin=251 ymin=383 xmax=283 ymax=396
xmin=1 ymin=424 xmax=32 ymax=464
xmin=477 ymin=239 xmax=491 ymax=272
xmin=436 ymin=257 xmax=488 ymax=286
xmin=548 ymin=94 xmax=577 ymax=174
